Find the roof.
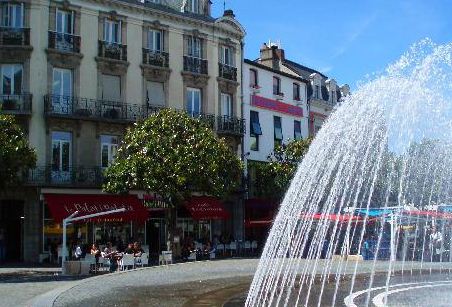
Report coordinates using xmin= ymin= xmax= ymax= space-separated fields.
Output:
xmin=283 ymin=59 xmax=328 ymax=80
xmin=244 ymin=59 xmax=309 ymax=84
xmin=117 ymin=0 xmax=216 ymax=23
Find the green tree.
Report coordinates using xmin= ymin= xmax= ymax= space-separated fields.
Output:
xmin=0 ymin=114 xmax=36 ymax=189
xmin=252 ymin=138 xmax=312 ymax=201
xmin=103 ymin=109 xmax=243 ymax=245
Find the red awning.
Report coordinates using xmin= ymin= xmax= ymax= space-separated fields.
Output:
xmin=44 ymin=194 xmax=149 ymax=223
xmin=185 ymin=196 xmax=230 ymax=220
xmin=245 ymin=219 xmax=273 ymax=228
xmin=301 ymin=213 xmax=363 ymax=223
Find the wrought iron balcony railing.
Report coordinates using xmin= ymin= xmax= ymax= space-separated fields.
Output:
xmin=0 ymin=27 xmax=30 ymax=46
xmin=44 ymin=94 xmax=147 ymax=122
xmin=142 ymin=49 xmax=169 ymax=67
xmin=98 ymin=40 xmax=127 ymax=61
xmin=0 ymin=94 xmax=32 ymax=115
xmin=217 ymin=115 xmax=245 ymax=135
xmin=48 ymin=31 xmax=81 ymax=53
xmin=183 ymin=56 xmax=208 ymax=74
xmin=218 ymin=63 xmax=237 ymax=81
xmin=26 ymin=166 xmax=104 ymax=187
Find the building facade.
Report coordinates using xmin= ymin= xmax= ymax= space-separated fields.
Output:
xmin=0 ymin=0 xmax=245 ymax=262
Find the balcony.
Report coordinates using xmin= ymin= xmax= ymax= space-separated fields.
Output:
xmin=26 ymin=166 xmax=104 ymax=187
xmin=0 ymin=27 xmax=30 ymax=46
xmin=218 ymin=63 xmax=237 ymax=81
xmin=216 ymin=115 xmax=245 ymax=136
xmin=142 ymin=49 xmax=169 ymax=67
xmin=44 ymin=95 xmax=147 ymax=123
xmin=0 ymin=94 xmax=32 ymax=115
xmin=183 ymin=56 xmax=208 ymax=75
xmin=48 ymin=31 xmax=81 ymax=53
xmin=98 ymin=40 xmax=127 ymax=61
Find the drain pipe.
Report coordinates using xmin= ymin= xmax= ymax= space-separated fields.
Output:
xmin=240 ymin=39 xmax=246 ymax=242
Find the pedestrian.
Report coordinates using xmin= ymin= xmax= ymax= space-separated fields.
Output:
xmin=430 ymin=225 xmax=443 ymax=262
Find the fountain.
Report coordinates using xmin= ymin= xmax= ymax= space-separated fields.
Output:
xmin=246 ymin=40 xmax=452 ymax=307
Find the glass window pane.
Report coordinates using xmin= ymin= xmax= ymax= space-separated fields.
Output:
xmin=101 ymin=145 xmax=109 ymax=168
xmin=1 ymin=6 xmax=9 ymax=27
xmin=52 ymin=69 xmax=61 ymax=96
xmin=186 ymin=90 xmax=193 ymax=114
xmin=67 ymin=12 xmax=73 ymax=34
xmin=13 ymin=65 xmax=22 ymax=94
xmin=61 ymin=142 xmax=70 ymax=171
xmin=62 ymin=70 xmax=72 ymax=97
xmin=2 ymin=65 xmax=12 ymax=94
xmin=156 ymin=31 xmax=161 ymax=51
xmin=56 ymin=11 xmax=62 ymax=33
xmin=14 ymin=5 xmax=21 ymax=28
xmin=148 ymin=31 xmax=154 ymax=50
xmin=52 ymin=142 xmax=60 ymax=171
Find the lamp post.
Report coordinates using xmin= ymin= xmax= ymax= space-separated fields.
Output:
xmin=61 ymin=208 xmax=126 ymax=274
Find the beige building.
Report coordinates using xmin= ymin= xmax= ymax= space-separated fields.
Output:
xmin=0 ymin=0 xmax=245 ymax=262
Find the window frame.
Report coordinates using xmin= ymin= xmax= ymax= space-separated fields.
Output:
xmin=103 ymin=18 xmax=121 ymax=44
xmin=249 ymin=69 xmax=258 ymax=88
xmin=274 ymin=116 xmax=283 ymax=148
xmin=293 ymin=83 xmax=300 ymax=101
xmin=55 ymin=8 xmax=74 ymax=34
xmin=147 ymin=28 xmax=163 ymax=52
xmin=273 ymin=76 xmax=281 ymax=95
xmin=221 ymin=45 xmax=234 ymax=67
xmin=186 ymin=36 xmax=202 ymax=58
xmin=51 ymin=131 xmax=72 ymax=172
xmin=1 ymin=3 xmax=24 ymax=28
xmin=294 ymin=120 xmax=302 ymax=140
xmin=220 ymin=92 xmax=233 ymax=117
xmin=100 ymin=135 xmax=119 ymax=168
xmin=186 ymin=87 xmax=202 ymax=116
xmin=1 ymin=64 xmax=23 ymax=95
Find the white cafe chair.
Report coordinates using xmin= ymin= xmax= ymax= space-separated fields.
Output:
xmin=159 ymin=251 xmax=173 ymax=265
xmin=229 ymin=241 xmax=237 ymax=257
xmin=137 ymin=253 xmax=148 ymax=267
xmin=120 ymin=254 xmax=136 ymax=271
xmin=251 ymin=241 xmax=258 ymax=255
xmin=188 ymin=251 xmax=197 ymax=261
xmin=217 ymin=244 xmax=225 ymax=256
xmin=244 ymin=241 xmax=251 ymax=256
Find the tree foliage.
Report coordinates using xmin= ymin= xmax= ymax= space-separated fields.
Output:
xmin=252 ymin=138 xmax=312 ymax=201
xmin=0 ymin=114 xmax=36 ymax=189
xmin=103 ymin=109 xmax=243 ymax=205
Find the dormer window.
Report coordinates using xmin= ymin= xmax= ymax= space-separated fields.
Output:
xmin=1 ymin=3 xmax=24 ymax=28
xmin=187 ymin=0 xmax=200 ymax=14
xmin=314 ymin=85 xmax=320 ymax=99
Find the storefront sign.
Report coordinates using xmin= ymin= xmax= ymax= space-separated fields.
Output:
xmin=185 ymin=196 xmax=230 ymax=220
xmin=44 ymin=194 xmax=149 ymax=223
xmin=251 ymin=95 xmax=303 ymax=117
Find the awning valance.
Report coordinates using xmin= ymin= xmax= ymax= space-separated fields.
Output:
xmin=185 ymin=196 xmax=230 ymax=220
xmin=44 ymin=194 xmax=149 ymax=223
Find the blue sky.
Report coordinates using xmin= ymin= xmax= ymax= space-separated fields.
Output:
xmin=212 ymin=0 xmax=452 ymax=88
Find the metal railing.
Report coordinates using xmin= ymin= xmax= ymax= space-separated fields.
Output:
xmin=183 ymin=56 xmax=208 ymax=74
xmin=0 ymin=94 xmax=32 ymax=115
xmin=142 ymin=49 xmax=169 ymax=67
xmin=26 ymin=166 xmax=104 ymax=187
xmin=44 ymin=95 xmax=147 ymax=122
xmin=48 ymin=31 xmax=81 ymax=53
xmin=0 ymin=27 xmax=30 ymax=46
xmin=218 ymin=63 xmax=237 ymax=81
xmin=217 ymin=115 xmax=245 ymax=135
xmin=98 ymin=40 xmax=127 ymax=61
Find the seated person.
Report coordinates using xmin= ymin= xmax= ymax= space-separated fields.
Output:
xmin=133 ymin=242 xmax=145 ymax=257
xmin=124 ymin=243 xmax=135 ymax=255
xmin=73 ymin=242 xmax=83 ymax=260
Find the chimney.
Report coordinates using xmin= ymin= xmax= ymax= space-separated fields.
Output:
xmin=223 ymin=9 xmax=235 ymax=18
xmin=259 ymin=43 xmax=285 ymax=71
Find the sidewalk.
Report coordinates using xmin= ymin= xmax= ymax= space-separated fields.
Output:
xmin=0 ymin=265 xmax=86 ymax=307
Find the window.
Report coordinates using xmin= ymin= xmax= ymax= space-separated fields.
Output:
xmin=273 ymin=76 xmax=281 ymax=95
xmin=274 ymin=116 xmax=283 ymax=148
xmin=250 ymin=111 xmax=262 ymax=151
xmin=101 ymin=74 xmax=121 ymax=101
xmin=221 ymin=46 xmax=234 ymax=66
xmin=56 ymin=9 xmax=73 ymax=34
xmin=187 ymin=0 xmax=200 ymax=13
xmin=331 ymin=91 xmax=336 ymax=103
xmin=220 ymin=93 xmax=232 ymax=117
xmin=103 ymin=19 xmax=121 ymax=43
xmin=314 ymin=85 xmax=320 ymax=99
xmin=186 ymin=87 xmax=201 ymax=116
xmin=51 ymin=131 xmax=72 ymax=173
xmin=147 ymin=29 xmax=162 ymax=51
xmin=146 ymin=81 xmax=165 ymax=107
xmin=1 ymin=64 xmax=22 ymax=95
xmin=294 ymin=120 xmax=302 ymax=140
xmin=293 ymin=83 xmax=300 ymax=101
xmin=249 ymin=69 xmax=258 ymax=87
xmin=52 ymin=68 xmax=72 ymax=97
xmin=101 ymin=135 xmax=118 ymax=168
xmin=186 ymin=36 xmax=202 ymax=58
xmin=1 ymin=3 xmax=24 ymax=28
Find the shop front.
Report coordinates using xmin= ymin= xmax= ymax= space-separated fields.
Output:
xmin=244 ymin=198 xmax=278 ymax=249
xmin=42 ymin=193 xmax=149 ymax=258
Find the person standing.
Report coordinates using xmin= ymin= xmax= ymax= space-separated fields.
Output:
xmin=430 ymin=225 xmax=443 ymax=262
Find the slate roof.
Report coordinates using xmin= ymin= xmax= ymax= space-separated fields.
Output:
xmin=283 ymin=59 xmax=328 ymax=80
xmin=244 ymin=59 xmax=309 ymax=84
xmin=117 ymin=0 xmax=216 ymax=23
